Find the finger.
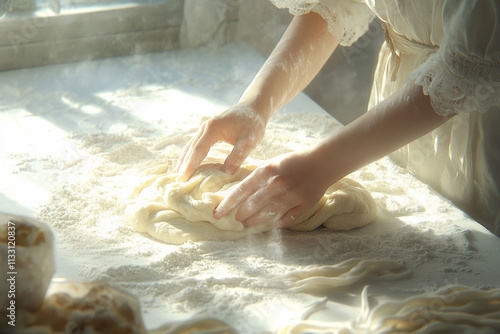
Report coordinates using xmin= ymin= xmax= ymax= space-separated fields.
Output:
xmin=244 ymin=190 xmax=301 ymax=227
xmin=178 ymin=132 xmax=215 ymax=181
xmin=175 ymin=126 xmax=205 ymax=174
xmin=223 ymin=138 xmax=253 ymax=175
xmin=275 ymin=205 xmax=309 ymax=229
xmin=174 ymin=136 xmax=196 ymax=173
xmin=176 ymin=139 xmax=198 ymax=178
xmin=235 ymin=184 xmax=281 ymax=222
xmin=244 ymin=201 xmax=289 ymax=227
xmin=213 ymin=170 xmax=263 ymax=219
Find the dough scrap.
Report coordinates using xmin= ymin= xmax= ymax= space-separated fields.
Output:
xmin=0 ymin=213 xmax=54 ymax=312
xmin=149 ymin=318 xmax=237 ymax=334
xmin=17 ymin=282 xmax=148 ymax=334
xmin=125 ymin=162 xmax=377 ymax=244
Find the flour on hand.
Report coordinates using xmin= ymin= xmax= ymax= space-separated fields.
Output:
xmin=124 ymin=160 xmax=377 ymax=244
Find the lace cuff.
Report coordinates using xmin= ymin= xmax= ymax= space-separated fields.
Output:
xmin=269 ymin=0 xmax=375 ymax=46
xmin=408 ymin=48 xmax=500 ymax=116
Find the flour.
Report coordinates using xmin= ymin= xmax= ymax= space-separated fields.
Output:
xmin=33 ymin=113 xmax=480 ymax=332
xmin=1 ymin=43 xmax=490 ymax=333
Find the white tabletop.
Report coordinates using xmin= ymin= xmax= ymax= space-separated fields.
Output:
xmin=1 ymin=42 xmax=499 ymax=332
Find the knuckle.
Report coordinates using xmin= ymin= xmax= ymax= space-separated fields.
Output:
xmin=201 ymin=118 xmax=217 ymax=132
xmin=203 ymin=117 xmax=214 ymax=126
xmin=259 ymin=163 xmax=277 ymax=177
xmin=273 ymin=174 xmax=294 ymax=193
xmin=273 ymin=180 xmax=288 ymax=196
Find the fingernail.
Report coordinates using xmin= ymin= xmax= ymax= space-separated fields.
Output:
xmin=178 ymin=171 xmax=189 ymax=182
xmin=177 ymin=166 xmax=190 ymax=182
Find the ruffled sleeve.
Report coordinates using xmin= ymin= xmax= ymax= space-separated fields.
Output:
xmin=408 ymin=0 xmax=500 ymax=116
xmin=269 ymin=0 xmax=375 ymax=46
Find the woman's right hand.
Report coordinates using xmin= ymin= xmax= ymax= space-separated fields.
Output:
xmin=175 ymin=103 xmax=268 ymax=181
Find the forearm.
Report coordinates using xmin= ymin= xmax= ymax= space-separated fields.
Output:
xmin=239 ymin=11 xmax=341 ymax=121
xmin=311 ymin=82 xmax=453 ymax=184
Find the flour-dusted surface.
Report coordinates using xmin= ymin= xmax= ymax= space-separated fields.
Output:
xmin=1 ymin=43 xmax=499 ymax=332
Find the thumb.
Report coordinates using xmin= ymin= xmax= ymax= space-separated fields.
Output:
xmin=223 ymin=139 xmax=252 ymax=175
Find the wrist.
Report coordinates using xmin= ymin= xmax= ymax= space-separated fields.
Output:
xmin=303 ymin=140 xmax=345 ymax=187
xmin=236 ymin=95 xmax=273 ymax=124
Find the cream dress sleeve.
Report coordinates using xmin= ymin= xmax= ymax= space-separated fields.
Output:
xmin=269 ymin=0 xmax=375 ymax=46
xmin=269 ymin=0 xmax=500 ymax=236
xmin=408 ymin=0 xmax=500 ymax=116
xmin=367 ymin=0 xmax=500 ymax=237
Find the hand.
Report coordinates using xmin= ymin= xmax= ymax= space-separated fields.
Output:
xmin=176 ymin=103 xmax=268 ymax=181
xmin=213 ymin=150 xmax=333 ymax=228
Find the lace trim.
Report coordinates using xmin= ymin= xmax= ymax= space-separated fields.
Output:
xmin=269 ymin=0 xmax=375 ymax=46
xmin=408 ymin=49 xmax=500 ymax=116
xmin=444 ymin=49 xmax=500 ymax=83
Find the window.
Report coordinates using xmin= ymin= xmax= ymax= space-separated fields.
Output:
xmin=0 ymin=0 xmax=183 ymax=71
xmin=3 ymin=0 xmax=166 ymax=16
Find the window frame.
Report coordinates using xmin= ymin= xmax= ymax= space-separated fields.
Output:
xmin=0 ymin=0 xmax=183 ymax=71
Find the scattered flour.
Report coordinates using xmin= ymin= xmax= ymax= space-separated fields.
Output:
xmin=1 ymin=43 xmax=490 ymax=333
xmin=35 ymin=114 xmax=480 ymax=332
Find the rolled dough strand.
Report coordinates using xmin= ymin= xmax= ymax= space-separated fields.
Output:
xmin=301 ymin=297 xmax=329 ymax=320
xmin=406 ymin=322 xmax=500 ymax=333
xmin=285 ymin=259 xmax=411 ymax=292
xmin=278 ymin=321 xmax=353 ymax=334
xmin=369 ymin=285 xmax=500 ymax=333
xmin=286 ymin=258 xmax=404 ymax=280
xmin=278 ymin=286 xmax=500 ymax=334
xmin=149 ymin=318 xmax=238 ymax=334
xmin=368 ymin=285 xmax=499 ymax=321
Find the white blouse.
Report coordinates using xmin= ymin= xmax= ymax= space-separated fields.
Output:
xmin=269 ymin=0 xmax=500 ymax=116
xmin=269 ymin=0 xmax=500 ymax=236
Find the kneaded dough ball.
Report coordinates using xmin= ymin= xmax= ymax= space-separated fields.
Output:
xmin=125 ymin=162 xmax=377 ymax=244
xmin=0 ymin=213 xmax=54 ymax=312
xmin=18 ymin=282 xmax=147 ymax=334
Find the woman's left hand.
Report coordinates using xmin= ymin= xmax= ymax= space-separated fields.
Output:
xmin=213 ymin=149 xmax=334 ymax=228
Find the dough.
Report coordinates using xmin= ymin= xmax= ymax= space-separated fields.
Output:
xmin=149 ymin=318 xmax=237 ymax=334
xmin=278 ymin=285 xmax=500 ymax=333
xmin=16 ymin=282 xmax=147 ymax=334
xmin=0 ymin=213 xmax=54 ymax=312
xmin=125 ymin=162 xmax=377 ymax=244
xmin=284 ymin=258 xmax=411 ymax=292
